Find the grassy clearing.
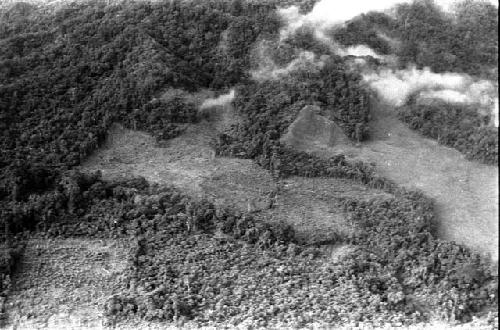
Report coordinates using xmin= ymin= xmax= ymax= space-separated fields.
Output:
xmin=293 ymin=98 xmax=499 ymax=261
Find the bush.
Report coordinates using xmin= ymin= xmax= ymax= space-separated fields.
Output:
xmin=339 ymin=192 xmax=497 ymax=322
xmin=399 ymin=101 xmax=498 ymax=165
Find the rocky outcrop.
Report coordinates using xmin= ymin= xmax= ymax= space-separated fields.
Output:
xmin=280 ymin=105 xmax=349 ymax=149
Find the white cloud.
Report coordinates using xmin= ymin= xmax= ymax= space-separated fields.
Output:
xmin=200 ymin=89 xmax=235 ymax=109
xmin=363 ymin=66 xmax=498 ymax=127
xmin=362 ymin=66 xmax=468 ymax=106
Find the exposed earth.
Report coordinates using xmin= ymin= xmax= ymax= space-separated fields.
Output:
xmin=79 ymin=120 xmax=390 ymax=244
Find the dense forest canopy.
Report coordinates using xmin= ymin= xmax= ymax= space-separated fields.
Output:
xmin=395 ymin=0 xmax=498 ymax=76
xmin=327 ymin=0 xmax=498 ymax=77
xmin=0 ymin=0 xmax=498 ymax=328
xmin=0 ymin=0 xmax=280 ymax=179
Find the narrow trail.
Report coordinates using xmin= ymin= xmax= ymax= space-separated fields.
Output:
xmin=298 ymin=99 xmax=499 ymax=260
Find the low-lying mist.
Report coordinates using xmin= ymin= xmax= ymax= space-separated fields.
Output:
xmin=199 ymin=89 xmax=235 ymax=110
xmin=363 ymin=67 xmax=498 ymax=126
xmin=250 ymin=46 xmax=325 ymax=81
xmin=270 ymin=0 xmax=499 ymax=127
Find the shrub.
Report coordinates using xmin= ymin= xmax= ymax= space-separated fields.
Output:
xmin=399 ymin=101 xmax=498 ymax=165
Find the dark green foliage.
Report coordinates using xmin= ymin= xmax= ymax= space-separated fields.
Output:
xmin=0 ymin=243 xmax=22 ymax=293
xmin=0 ymin=0 xmax=497 ymax=327
xmin=399 ymin=101 xmax=498 ymax=165
xmin=0 ymin=169 xmax=295 ymax=243
xmin=0 ymin=0 xmax=282 ymax=202
xmin=328 ymin=0 xmax=498 ymax=78
xmin=216 ymin=55 xmax=370 ymax=163
xmin=123 ymin=94 xmax=198 ymax=141
xmin=210 ymin=8 xmax=282 ymax=88
xmin=331 ymin=12 xmax=396 ymax=55
xmin=0 ymin=164 xmax=60 ymax=203
xmin=283 ymin=25 xmax=332 ymax=56
xmin=0 ymin=240 xmax=23 ymax=323
xmin=0 ymin=167 xmax=496 ymax=326
xmin=394 ymin=0 xmax=498 ymax=77
xmin=271 ymin=147 xmax=397 ymax=192
xmin=340 ymin=192 xmax=498 ymax=322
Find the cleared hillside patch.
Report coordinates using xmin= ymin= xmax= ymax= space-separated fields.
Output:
xmin=291 ymin=98 xmax=499 ymax=261
xmin=258 ymin=176 xmax=391 ymax=244
xmin=80 ymin=121 xmax=391 ymax=244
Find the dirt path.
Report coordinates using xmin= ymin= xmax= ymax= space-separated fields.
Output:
xmin=293 ymin=99 xmax=499 ymax=260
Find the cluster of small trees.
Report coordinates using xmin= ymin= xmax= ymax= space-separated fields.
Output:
xmin=395 ymin=0 xmax=498 ymax=77
xmin=123 ymin=94 xmax=199 ymax=141
xmin=99 ymin=173 xmax=496 ymax=326
xmin=330 ymin=12 xmax=396 ymax=55
xmin=216 ymin=54 xmax=372 ymax=181
xmin=398 ymin=101 xmax=498 ymax=165
xmin=340 ymin=192 xmax=498 ymax=322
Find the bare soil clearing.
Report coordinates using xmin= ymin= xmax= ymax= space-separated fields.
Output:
xmin=80 ymin=122 xmax=276 ymax=209
xmin=289 ymin=99 xmax=499 ymax=260
xmin=258 ymin=176 xmax=391 ymax=244
xmin=80 ymin=121 xmax=388 ymax=240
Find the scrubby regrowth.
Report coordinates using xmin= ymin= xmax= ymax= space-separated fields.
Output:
xmin=1 ymin=170 xmax=497 ymax=328
xmin=0 ymin=0 xmax=497 ymax=328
